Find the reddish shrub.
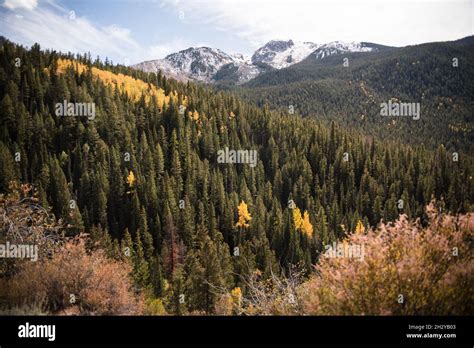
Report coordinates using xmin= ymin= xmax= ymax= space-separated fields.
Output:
xmin=299 ymin=203 xmax=474 ymax=315
xmin=2 ymin=237 xmax=143 ymax=315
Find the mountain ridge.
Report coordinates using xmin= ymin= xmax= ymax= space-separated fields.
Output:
xmin=235 ymin=35 xmax=474 ymax=153
xmin=132 ymin=39 xmax=387 ymax=84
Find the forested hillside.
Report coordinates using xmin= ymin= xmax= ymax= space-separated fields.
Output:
xmin=1 ymin=38 xmax=473 ymax=314
xmin=235 ymin=37 xmax=474 ymax=153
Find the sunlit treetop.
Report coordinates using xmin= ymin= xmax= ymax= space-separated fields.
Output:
xmin=56 ymin=58 xmax=183 ymax=108
xmin=293 ymin=206 xmax=313 ymax=237
xmin=236 ymin=201 xmax=252 ymax=228
xmin=355 ymin=220 xmax=365 ymax=234
xmin=127 ymin=170 xmax=135 ymax=188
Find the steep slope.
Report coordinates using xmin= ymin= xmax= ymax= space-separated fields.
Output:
xmin=236 ymin=37 xmax=474 ymax=153
xmin=132 ymin=40 xmax=385 ymax=85
xmin=1 ymin=38 xmax=472 ymax=315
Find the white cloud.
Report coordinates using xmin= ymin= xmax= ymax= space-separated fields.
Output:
xmin=146 ymin=38 xmax=215 ymax=60
xmin=1 ymin=0 xmax=471 ymax=66
xmin=3 ymin=0 xmax=37 ymax=10
xmin=147 ymin=38 xmax=191 ymax=60
xmin=161 ymin=0 xmax=473 ymax=48
xmin=0 ymin=0 xmax=204 ymax=64
xmin=0 ymin=1 xmax=141 ymax=64
xmin=103 ymin=25 xmax=131 ymax=40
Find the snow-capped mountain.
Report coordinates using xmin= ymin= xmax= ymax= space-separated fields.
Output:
xmin=132 ymin=40 xmax=382 ymax=84
xmin=251 ymin=40 xmax=319 ymax=69
xmin=133 ymin=46 xmax=261 ymax=84
xmin=133 ymin=47 xmax=236 ymax=83
xmin=310 ymin=41 xmax=376 ymax=60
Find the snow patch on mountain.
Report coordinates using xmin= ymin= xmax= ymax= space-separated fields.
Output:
xmin=132 ymin=40 xmax=380 ymax=84
xmin=251 ymin=40 xmax=319 ymax=69
xmin=133 ymin=47 xmax=235 ymax=83
xmin=311 ymin=41 xmax=374 ymax=60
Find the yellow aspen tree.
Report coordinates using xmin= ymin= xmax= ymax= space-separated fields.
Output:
xmin=355 ymin=219 xmax=365 ymax=234
xmin=127 ymin=170 xmax=135 ymax=188
xmin=236 ymin=201 xmax=252 ymax=228
xmin=231 ymin=287 xmax=242 ymax=313
xmin=302 ymin=210 xmax=314 ymax=237
xmin=293 ymin=207 xmax=303 ymax=230
xmin=56 ymin=59 xmax=171 ymax=107
xmin=188 ymin=110 xmax=199 ymax=121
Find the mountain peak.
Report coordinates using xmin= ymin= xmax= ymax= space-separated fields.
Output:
xmin=262 ymin=39 xmax=295 ymax=51
xmin=310 ymin=41 xmax=377 ymax=60
xmin=251 ymin=39 xmax=318 ymax=69
xmin=132 ymin=39 xmax=382 ymax=84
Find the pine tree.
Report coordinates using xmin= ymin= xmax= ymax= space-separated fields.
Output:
xmin=161 ymin=203 xmax=181 ymax=278
xmin=48 ymin=158 xmax=71 ymax=223
xmin=133 ymin=229 xmax=150 ymax=290
xmin=199 ymin=235 xmax=226 ymax=313
xmin=0 ymin=142 xmax=17 ymax=191
xmin=0 ymin=39 xmax=472 ymax=315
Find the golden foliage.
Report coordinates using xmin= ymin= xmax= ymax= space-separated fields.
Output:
xmin=355 ymin=219 xmax=365 ymax=234
xmin=301 ymin=211 xmax=314 ymax=237
xmin=231 ymin=287 xmax=242 ymax=310
xmin=56 ymin=58 xmax=179 ymax=107
xmin=236 ymin=200 xmax=252 ymax=228
xmin=292 ymin=207 xmax=303 ymax=230
xmin=188 ymin=110 xmax=199 ymax=121
xmin=127 ymin=170 xmax=135 ymax=188
xmin=293 ymin=206 xmax=313 ymax=237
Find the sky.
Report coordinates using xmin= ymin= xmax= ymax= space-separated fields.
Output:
xmin=0 ymin=0 xmax=472 ymax=65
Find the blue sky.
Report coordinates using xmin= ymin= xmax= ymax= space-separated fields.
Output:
xmin=0 ymin=0 xmax=472 ymax=65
